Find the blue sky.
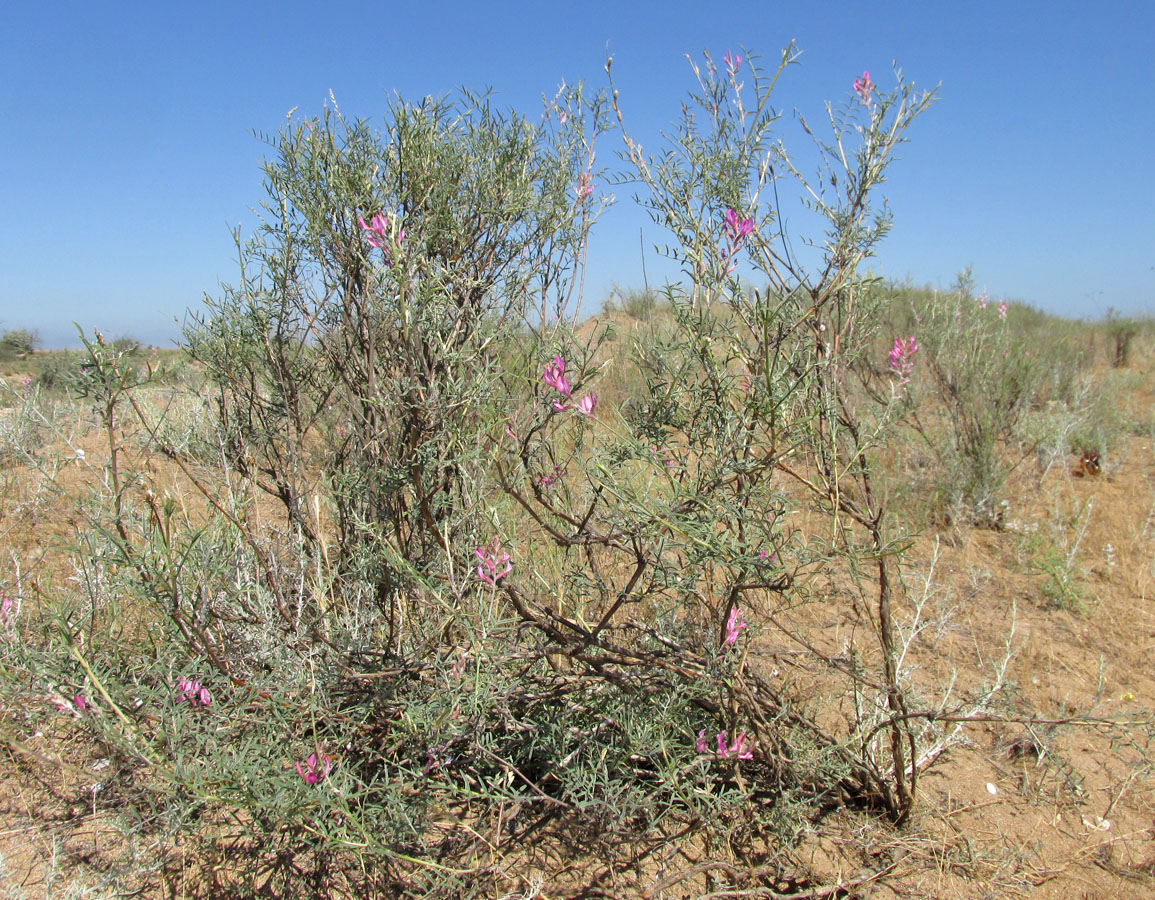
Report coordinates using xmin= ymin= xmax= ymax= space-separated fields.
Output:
xmin=2 ymin=1 xmax=1152 ymax=347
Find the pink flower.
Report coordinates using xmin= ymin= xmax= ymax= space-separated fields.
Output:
xmin=296 ymin=751 xmax=333 ymax=785
xmin=723 ymin=51 xmax=742 ymax=74
xmin=358 ymin=213 xmax=389 ymax=249
xmin=542 ymin=356 xmax=571 ymax=398
xmin=978 ymin=291 xmax=989 ymax=310
xmin=724 ymin=208 xmax=755 ymax=240
xmin=576 ymin=393 xmax=598 ymax=416
xmin=888 ymin=336 xmax=919 ymax=385
xmin=723 ymin=606 xmax=747 ymax=646
xmin=424 ymin=743 xmax=453 ymax=776
xmin=574 ymin=173 xmax=594 ymax=200
xmin=717 ymin=731 xmax=754 ymax=759
xmin=175 ymin=675 xmax=212 ymax=708
xmin=721 ymin=209 xmax=756 ymax=274
xmin=476 ymin=540 xmax=512 ymax=585
xmin=51 ymin=693 xmax=89 ymax=717
xmin=0 ymin=595 xmax=12 ymax=629
xmin=697 ymin=729 xmax=754 ymax=759
xmin=539 ymin=466 xmax=566 ymax=488
xmin=651 ymin=445 xmax=676 ymax=468
xmin=853 ymin=70 xmax=875 ymax=105
xmin=358 ymin=211 xmax=405 ymax=263
xmin=998 ymin=301 xmax=1009 ymax=320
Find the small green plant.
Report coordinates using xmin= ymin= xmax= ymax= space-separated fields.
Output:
xmin=1022 ymin=495 xmax=1094 ymax=612
xmin=0 ymin=389 xmax=45 ymax=461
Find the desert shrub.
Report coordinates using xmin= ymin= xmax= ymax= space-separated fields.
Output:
xmin=904 ymin=276 xmax=1040 ymax=526
xmin=0 ymin=52 xmax=1029 ymax=897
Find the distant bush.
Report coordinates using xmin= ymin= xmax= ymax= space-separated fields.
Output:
xmin=1105 ymin=307 xmax=1140 ymax=368
xmin=900 ymin=277 xmax=1038 ymax=526
xmin=0 ymin=328 xmax=39 ymax=360
xmin=35 ymin=351 xmax=85 ymax=390
xmin=608 ymin=283 xmax=659 ymax=319
xmin=111 ymin=334 xmax=143 ymax=356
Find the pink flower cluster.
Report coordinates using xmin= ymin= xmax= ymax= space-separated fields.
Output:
xmin=297 ymin=751 xmax=333 ymax=785
xmin=542 ymin=356 xmax=597 ymax=416
xmin=998 ymin=301 xmax=1009 ymax=320
xmin=650 ymin=445 xmax=676 ymax=469
xmin=723 ymin=51 xmax=742 ymax=75
xmin=175 ymin=675 xmax=212 ymax=708
xmin=853 ymin=70 xmax=875 ymax=105
xmin=539 ymin=465 xmax=567 ymax=489
xmin=542 ymin=356 xmax=570 ymax=396
xmin=476 ymin=540 xmax=512 ymax=585
xmin=723 ymin=606 xmax=747 ymax=646
xmin=721 ymin=208 xmax=755 ymax=275
xmin=423 ymin=743 xmax=453 ymax=776
xmin=888 ymin=336 xmax=919 ymax=385
xmin=696 ymin=729 xmax=754 ymax=760
xmin=358 ymin=211 xmax=406 ymax=264
xmin=574 ymin=173 xmax=594 ymax=201
xmin=0 ymin=596 xmax=13 ymax=633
